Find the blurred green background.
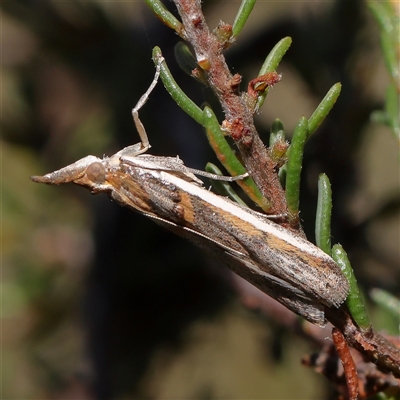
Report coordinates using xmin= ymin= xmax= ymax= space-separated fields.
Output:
xmin=2 ymin=1 xmax=399 ymax=399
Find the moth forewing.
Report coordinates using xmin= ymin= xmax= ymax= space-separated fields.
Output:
xmin=134 ymin=168 xmax=350 ymax=309
xmin=248 ymin=231 xmax=349 ymax=308
xmin=151 ymin=214 xmax=327 ymax=326
xmin=226 ymin=254 xmax=327 ymax=325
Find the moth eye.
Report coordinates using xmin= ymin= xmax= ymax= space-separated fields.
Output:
xmin=86 ymin=162 xmax=106 ymax=183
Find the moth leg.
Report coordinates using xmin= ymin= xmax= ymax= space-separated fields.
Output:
xmin=131 ymin=57 xmax=164 ymax=155
xmin=185 ymin=168 xmax=249 ymax=182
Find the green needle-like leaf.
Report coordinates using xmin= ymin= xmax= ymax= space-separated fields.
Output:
xmin=269 ymin=118 xmax=285 ymax=147
xmin=202 ymin=107 xmax=246 ymax=177
xmin=370 ymin=288 xmax=400 ymax=318
xmin=205 ymin=163 xmax=248 ymax=206
xmin=368 ymin=0 xmax=393 ymax=31
xmin=368 ymin=0 xmax=399 ymax=85
xmin=270 ymin=119 xmax=287 ymax=187
xmin=174 ymin=42 xmax=197 ymax=76
xmin=152 ymin=47 xmax=203 ymax=125
xmin=315 ymin=174 xmax=332 ymax=255
xmin=278 ymin=164 xmax=287 ymax=188
xmin=232 ymin=0 xmax=257 ymax=38
xmin=380 ymin=29 xmax=399 ymax=84
xmin=385 ymin=83 xmax=400 ymax=139
xmin=285 ymin=116 xmax=308 ymax=219
xmin=308 ymin=83 xmax=341 ymax=138
xmin=145 ymin=0 xmax=184 ymax=37
xmin=256 ymin=37 xmax=292 ymax=111
xmin=368 ymin=1 xmax=399 ymax=144
xmin=332 ymin=244 xmax=371 ymax=331
xmin=258 ymin=37 xmax=292 ymax=76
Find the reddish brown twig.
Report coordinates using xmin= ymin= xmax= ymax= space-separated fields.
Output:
xmin=173 ymin=0 xmax=288 ymax=218
xmin=303 ymin=330 xmax=399 ymax=399
xmin=325 ymin=306 xmax=400 ymax=378
xmin=332 ymin=327 xmax=360 ymax=400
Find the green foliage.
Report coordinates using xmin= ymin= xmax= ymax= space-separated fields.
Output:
xmin=232 ymin=0 xmax=257 ymax=38
xmin=308 ymin=83 xmax=341 ymax=138
xmin=368 ymin=0 xmax=399 ymax=85
xmin=315 ymin=174 xmax=332 ymax=256
xmin=256 ymin=37 xmax=292 ymax=111
xmin=152 ymin=46 xmax=203 ymax=124
xmin=145 ymin=0 xmax=184 ymax=36
xmin=370 ymin=288 xmax=400 ymax=319
xmin=368 ymin=0 xmax=400 ymax=142
xmin=332 ymin=245 xmax=371 ymax=331
xmin=285 ymin=116 xmax=308 ymax=219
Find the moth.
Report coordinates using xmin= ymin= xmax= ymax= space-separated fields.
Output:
xmin=31 ymin=58 xmax=349 ymax=326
